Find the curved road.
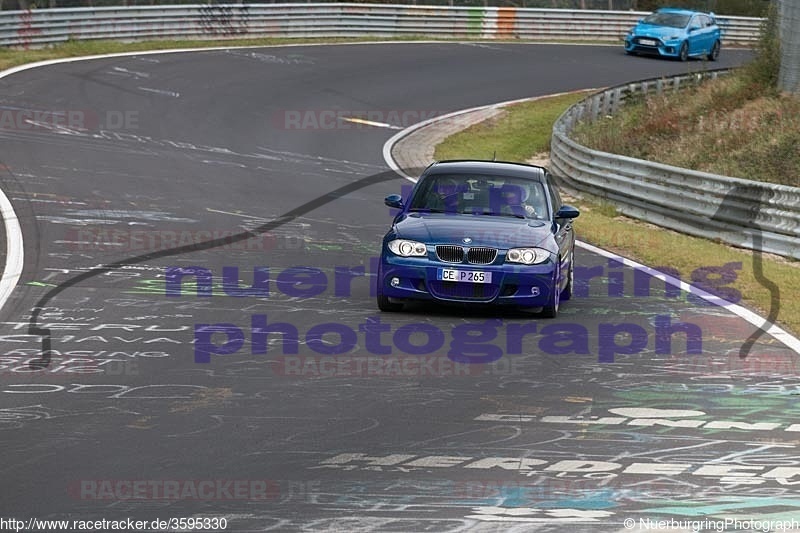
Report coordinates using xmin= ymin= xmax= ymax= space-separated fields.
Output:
xmin=2 ymin=43 xmax=798 ymax=531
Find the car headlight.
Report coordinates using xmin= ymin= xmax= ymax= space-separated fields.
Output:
xmin=388 ymin=239 xmax=427 ymax=257
xmin=668 ymin=35 xmax=680 ymax=41
xmin=506 ymin=247 xmax=550 ymax=265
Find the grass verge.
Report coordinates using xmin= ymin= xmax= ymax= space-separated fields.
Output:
xmin=435 ymin=91 xmax=593 ymax=162
xmin=571 ymin=72 xmax=800 ymax=188
xmin=433 ymin=92 xmax=799 ymax=336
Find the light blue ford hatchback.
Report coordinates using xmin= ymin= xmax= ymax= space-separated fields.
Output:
xmin=624 ymin=8 xmax=721 ymax=61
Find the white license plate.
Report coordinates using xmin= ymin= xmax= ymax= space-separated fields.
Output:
xmin=438 ymin=269 xmax=492 ymax=284
xmin=639 ymin=39 xmax=657 ymax=46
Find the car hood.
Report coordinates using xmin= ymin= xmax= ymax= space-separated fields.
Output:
xmin=632 ymin=24 xmax=685 ymax=39
xmin=393 ymin=213 xmax=553 ymax=249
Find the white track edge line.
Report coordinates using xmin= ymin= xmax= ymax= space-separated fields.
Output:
xmin=0 ymin=182 xmax=22 ymax=310
xmin=577 ymin=241 xmax=800 ymax=354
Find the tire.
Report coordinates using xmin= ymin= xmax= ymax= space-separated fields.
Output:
xmin=540 ymin=262 xmax=561 ymax=318
xmin=560 ymin=250 xmax=574 ymax=302
xmin=708 ymin=40 xmax=720 ymax=61
xmin=377 ymin=294 xmax=403 ymax=312
xmin=679 ymin=41 xmax=689 ymax=62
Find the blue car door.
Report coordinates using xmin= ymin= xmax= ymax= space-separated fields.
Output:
xmin=545 ymin=178 xmax=572 ymax=287
xmin=692 ymin=14 xmax=713 ymax=53
xmin=686 ymin=15 xmax=702 ymax=54
xmin=703 ymin=15 xmax=718 ymax=51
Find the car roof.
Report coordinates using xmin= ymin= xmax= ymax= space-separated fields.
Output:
xmin=655 ymin=7 xmax=706 ymax=16
xmin=423 ymin=160 xmax=547 ymax=181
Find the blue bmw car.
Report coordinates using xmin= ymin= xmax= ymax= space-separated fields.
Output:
xmin=377 ymin=161 xmax=579 ymax=317
xmin=624 ymin=8 xmax=721 ymax=61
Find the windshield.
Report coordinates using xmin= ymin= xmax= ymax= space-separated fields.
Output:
xmin=642 ymin=12 xmax=690 ymax=28
xmin=408 ymin=173 xmax=549 ymax=219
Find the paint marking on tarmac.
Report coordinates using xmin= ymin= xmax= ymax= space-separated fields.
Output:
xmin=205 ymin=207 xmax=268 ymax=220
xmin=138 ymin=86 xmax=181 ymax=98
xmin=339 ymin=116 xmax=403 ymax=130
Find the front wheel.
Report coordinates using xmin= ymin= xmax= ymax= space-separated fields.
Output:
xmin=540 ymin=263 xmax=561 ymax=318
xmin=377 ymin=294 xmax=403 ymax=312
xmin=708 ymin=40 xmax=720 ymax=61
xmin=560 ymin=251 xmax=574 ymax=301
xmin=679 ymin=41 xmax=689 ymax=61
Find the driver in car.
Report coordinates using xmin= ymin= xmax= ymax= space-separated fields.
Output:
xmin=495 ymin=183 xmax=538 ymax=218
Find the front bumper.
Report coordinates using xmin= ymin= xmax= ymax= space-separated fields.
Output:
xmin=377 ymin=254 xmax=559 ymax=307
xmin=624 ymin=37 xmax=681 ymax=57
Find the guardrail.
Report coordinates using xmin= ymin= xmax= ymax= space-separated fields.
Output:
xmin=550 ymin=70 xmax=800 ymax=260
xmin=0 ymin=4 xmax=762 ymax=48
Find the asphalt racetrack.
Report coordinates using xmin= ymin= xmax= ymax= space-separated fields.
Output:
xmin=2 ymin=43 xmax=799 ymax=532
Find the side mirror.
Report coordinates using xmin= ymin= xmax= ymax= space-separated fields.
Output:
xmin=689 ymin=26 xmax=701 ymax=32
xmin=555 ymin=205 xmax=580 ymax=219
xmin=384 ymin=194 xmax=404 ymax=209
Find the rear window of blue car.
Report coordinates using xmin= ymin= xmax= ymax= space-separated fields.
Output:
xmin=642 ymin=12 xmax=691 ymax=28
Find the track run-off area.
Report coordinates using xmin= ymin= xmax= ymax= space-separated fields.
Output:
xmin=2 ymin=42 xmax=800 ymax=532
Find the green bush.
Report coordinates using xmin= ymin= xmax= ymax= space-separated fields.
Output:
xmin=634 ymin=0 xmax=769 ymax=17
xmin=742 ymin=0 xmax=780 ymax=91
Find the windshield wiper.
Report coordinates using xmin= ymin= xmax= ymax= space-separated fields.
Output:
xmin=409 ymin=207 xmax=447 ymax=213
xmin=474 ymin=211 xmax=526 ymax=219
